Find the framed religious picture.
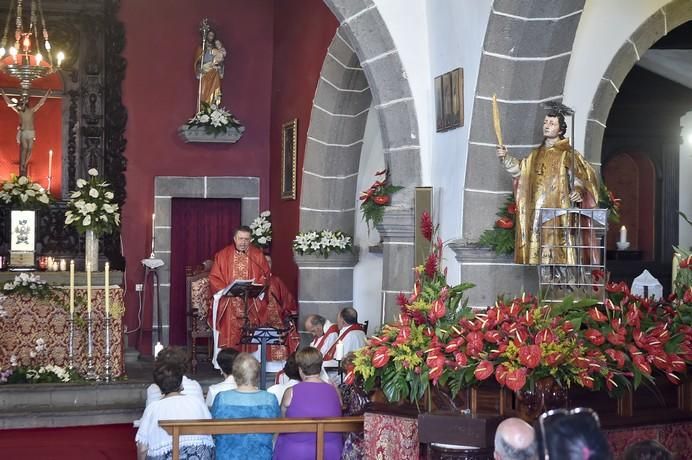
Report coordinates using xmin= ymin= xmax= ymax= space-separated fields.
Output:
xmin=435 ymin=67 xmax=464 ymax=132
xmin=281 ymin=118 xmax=298 ymax=200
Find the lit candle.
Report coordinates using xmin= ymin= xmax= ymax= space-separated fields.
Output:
xmin=619 ymin=225 xmax=627 ymax=244
xmin=48 ymin=149 xmax=53 ymax=176
xmin=105 ymin=262 xmax=110 ymax=317
xmin=335 ymin=341 xmax=344 ymax=361
xmin=86 ymin=261 xmax=92 ymax=314
xmin=151 ymin=213 xmax=156 ymax=256
xmin=69 ymin=260 xmax=75 ymax=316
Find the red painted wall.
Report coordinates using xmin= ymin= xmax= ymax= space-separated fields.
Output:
xmin=0 ymin=72 xmax=63 ymax=195
xmin=268 ymin=0 xmax=338 ymax=295
xmin=119 ymin=0 xmax=274 ymax=350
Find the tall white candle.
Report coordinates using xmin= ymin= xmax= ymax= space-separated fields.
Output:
xmin=47 ymin=149 xmax=53 ymax=191
xmin=619 ymin=225 xmax=627 ymax=244
xmin=69 ymin=260 xmax=75 ymax=316
xmin=151 ymin=213 xmax=156 ymax=255
xmin=105 ymin=262 xmax=110 ymax=317
xmin=86 ymin=261 xmax=92 ymax=314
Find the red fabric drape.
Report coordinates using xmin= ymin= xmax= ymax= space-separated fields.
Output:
xmin=170 ymin=198 xmax=241 ymax=345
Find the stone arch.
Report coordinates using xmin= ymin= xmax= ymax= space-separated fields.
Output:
xmin=296 ymin=0 xmax=421 ymax=323
xmin=455 ymin=0 xmax=587 ymax=305
xmin=583 ymin=0 xmax=692 ymax=163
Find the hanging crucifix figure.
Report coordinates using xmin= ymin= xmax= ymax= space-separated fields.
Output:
xmin=1 ymin=88 xmax=52 ymax=177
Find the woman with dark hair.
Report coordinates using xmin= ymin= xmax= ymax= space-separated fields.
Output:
xmin=273 ymin=347 xmax=343 ymax=460
xmin=267 ymin=352 xmax=301 ymax=404
xmin=136 ymin=360 xmax=214 ymax=459
xmin=338 ymin=353 xmax=369 ymax=460
xmin=624 ymin=440 xmax=673 ymax=460
xmin=535 ymin=408 xmax=612 ymax=460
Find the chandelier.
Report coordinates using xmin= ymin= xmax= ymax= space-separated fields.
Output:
xmin=0 ymin=0 xmax=64 ymax=99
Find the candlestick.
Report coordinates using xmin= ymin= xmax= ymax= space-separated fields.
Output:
xmin=69 ymin=260 xmax=75 ymax=315
xmin=47 ymin=149 xmax=53 ymax=191
xmin=104 ymin=261 xmax=112 ymax=382
xmin=86 ymin=261 xmax=92 ymax=314
xmin=105 ymin=262 xmax=110 ymax=317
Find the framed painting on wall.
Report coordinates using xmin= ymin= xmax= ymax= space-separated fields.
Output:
xmin=434 ymin=67 xmax=464 ymax=132
xmin=281 ymin=119 xmax=298 ymax=200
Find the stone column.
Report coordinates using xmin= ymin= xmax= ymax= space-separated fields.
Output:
xmin=376 ymin=207 xmax=415 ymax=323
xmin=294 ymin=250 xmax=359 ymax=325
xmin=448 ymin=240 xmax=538 ymax=308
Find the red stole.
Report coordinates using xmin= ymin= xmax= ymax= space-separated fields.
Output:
xmin=323 ymin=323 xmax=363 ymax=360
xmin=313 ymin=323 xmax=339 ymax=353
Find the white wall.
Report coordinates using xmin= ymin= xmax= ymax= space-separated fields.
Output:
xmin=352 ymin=106 xmax=385 ymax=331
xmin=374 ymin=0 xmax=492 ymax=284
xmin=373 ymin=0 xmax=432 ymax=185
xmin=681 ymin=111 xmax=692 ymax=250
xmin=564 ymin=0 xmax=673 ymax=152
xmin=425 ymin=0 xmax=492 ymax=284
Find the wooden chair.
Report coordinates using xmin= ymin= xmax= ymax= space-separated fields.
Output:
xmin=185 ymin=260 xmax=213 ymax=374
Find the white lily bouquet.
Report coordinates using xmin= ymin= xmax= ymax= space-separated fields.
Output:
xmin=293 ymin=230 xmax=353 ymax=258
xmin=186 ymin=102 xmax=242 ymax=135
xmin=65 ymin=168 xmax=120 ymax=235
xmin=0 ymin=175 xmax=51 ymax=209
xmin=250 ymin=210 xmax=272 ymax=249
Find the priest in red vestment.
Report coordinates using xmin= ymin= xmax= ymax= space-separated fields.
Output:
xmin=266 ymin=264 xmax=300 ymax=360
xmin=209 ymin=226 xmax=270 ymax=355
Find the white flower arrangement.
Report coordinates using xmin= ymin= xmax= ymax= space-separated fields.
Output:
xmin=65 ymin=168 xmax=120 ymax=236
xmin=0 ymin=174 xmax=51 ymax=209
xmin=186 ymin=102 xmax=241 ymax=135
xmin=292 ymin=230 xmax=353 ymax=258
xmin=250 ymin=210 xmax=272 ymax=249
xmin=1 ymin=273 xmax=53 ymax=299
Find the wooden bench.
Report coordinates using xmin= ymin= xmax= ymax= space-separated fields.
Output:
xmin=159 ymin=416 xmax=364 ymax=460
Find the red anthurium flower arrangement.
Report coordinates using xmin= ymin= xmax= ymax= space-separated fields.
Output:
xmin=353 ymin=215 xmax=692 ymax=407
xmin=359 ymin=169 xmax=403 ymax=231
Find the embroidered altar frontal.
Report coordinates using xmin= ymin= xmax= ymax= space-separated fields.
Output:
xmin=0 ymin=288 xmax=124 ymax=377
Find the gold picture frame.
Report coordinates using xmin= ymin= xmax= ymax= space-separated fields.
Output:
xmin=435 ymin=67 xmax=464 ymax=132
xmin=281 ymin=118 xmax=298 ymax=200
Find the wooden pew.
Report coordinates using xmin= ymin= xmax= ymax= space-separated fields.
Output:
xmin=159 ymin=416 xmax=364 ymax=460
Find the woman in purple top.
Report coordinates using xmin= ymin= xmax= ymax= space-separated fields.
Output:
xmin=273 ymin=347 xmax=343 ymax=460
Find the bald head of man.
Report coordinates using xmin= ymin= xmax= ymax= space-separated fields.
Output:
xmin=494 ymin=417 xmax=537 ymax=460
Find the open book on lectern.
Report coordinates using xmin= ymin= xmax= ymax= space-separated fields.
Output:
xmin=220 ymin=279 xmax=266 ymax=299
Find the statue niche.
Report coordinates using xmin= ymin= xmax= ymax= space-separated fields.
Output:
xmin=0 ymin=0 xmax=127 ymax=269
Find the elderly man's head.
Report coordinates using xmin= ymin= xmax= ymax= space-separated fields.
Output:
xmin=494 ymin=417 xmax=537 ymax=460
xmin=337 ymin=307 xmax=358 ymax=329
xmin=304 ymin=314 xmax=326 ymax=338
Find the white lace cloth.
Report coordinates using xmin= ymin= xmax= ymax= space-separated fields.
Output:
xmin=135 ymin=394 xmax=214 ymax=457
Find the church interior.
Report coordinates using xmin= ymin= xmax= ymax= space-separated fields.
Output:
xmin=0 ymin=0 xmax=691 ymax=459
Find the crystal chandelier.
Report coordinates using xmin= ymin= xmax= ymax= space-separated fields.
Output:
xmin=0 ymin=0 xmax=64 ymax=99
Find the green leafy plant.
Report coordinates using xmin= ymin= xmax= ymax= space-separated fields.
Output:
xmin=359 ymin=169 xmax=402 ymax=230
xmin=478 ymin=195 xmax=516 ymax=255
xmin=598 ymin=182 xmax=621 ymax=223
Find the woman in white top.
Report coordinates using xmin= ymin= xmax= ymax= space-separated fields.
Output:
xmin=136 ymin=352 xmax=214 ymax=459
xmin=267 ymin=352 xmax=301 ymax=404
